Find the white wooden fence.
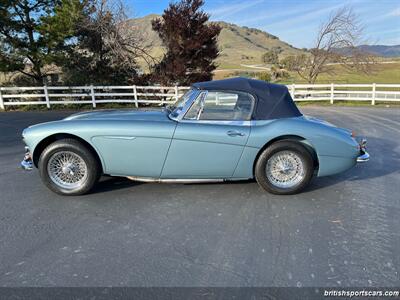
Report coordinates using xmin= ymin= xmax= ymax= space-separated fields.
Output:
xmin=0 ymin=83 xmax=399 ymax=109
xmin=289 ymin=83 xmax=400 ymax=105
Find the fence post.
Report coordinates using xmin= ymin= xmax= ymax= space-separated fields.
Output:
xmin=371 ymin=83 xmax=376 ymax=105
xmin=174 ymin=86 xmax=179 ymax=102
xmin=290 ymin=84 xmax=295 ymax=100
xmin=0 ymin=88 xmax=4 ymax=110
xmin=44 ymin=85 xmax=50 ymax=108
xmin=90 ymin=85 xmax=96 ymax=108
xmin=133 ymin=85 xmax=138 ymax=108
xmin=90 ymin=84 xmax=96 ymax=108
xmin=161 ymin=88 xmax=165 ymax=106
xmin=330 ymin=83 xmax=334 ymax=104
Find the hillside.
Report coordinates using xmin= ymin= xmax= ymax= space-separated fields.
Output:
xmin=334 ymin=44 xmax=400 ymax=58
xmin=357 ymin=45 xmax=400 ymax=57
xmin=126 ymin=14 xmax=305 ymax=70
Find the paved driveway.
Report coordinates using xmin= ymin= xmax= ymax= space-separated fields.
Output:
xmin=0 ymin=107 xmax=398 ymax=287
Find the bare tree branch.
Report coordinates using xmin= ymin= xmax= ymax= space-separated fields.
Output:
xmin=282 ymin=6 xmax=376 ymax=83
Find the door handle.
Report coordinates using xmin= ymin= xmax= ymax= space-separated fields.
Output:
xmin=227 ymin=130 xmax=245 ymax=137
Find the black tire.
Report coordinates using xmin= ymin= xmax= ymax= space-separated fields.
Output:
xmin=38 ymin=138 xmax=101 ymax=196
xmin=255 ymin=140 xmax=314 ymax=195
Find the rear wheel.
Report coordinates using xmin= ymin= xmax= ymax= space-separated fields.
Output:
xmin=38 ymin=139 xmax=101 ymax=195
xmin=255 ymin=141 xmax=314 ymax=195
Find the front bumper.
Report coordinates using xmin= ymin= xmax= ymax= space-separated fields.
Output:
xmin=357 ymin=138 xmax=369 ymax=163
xmin=21 ymin=146 xmax=33 ymax=170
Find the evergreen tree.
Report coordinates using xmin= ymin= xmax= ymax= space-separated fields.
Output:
xmin=0 ymin=0 xmax=84 ymax=84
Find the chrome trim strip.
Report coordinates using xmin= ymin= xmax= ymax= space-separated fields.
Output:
xmin=179 ymin=119 xmax=252 ymax=126
xmin=101 ymin=136 xmax=136 ymax=140
xmin=126 ymin=176 xmax=248 ymax=183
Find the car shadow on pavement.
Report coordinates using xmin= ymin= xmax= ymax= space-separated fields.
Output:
xmin=90 ymin=176 xmax=143 ymax=194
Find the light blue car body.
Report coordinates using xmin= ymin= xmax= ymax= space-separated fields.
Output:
xmin=22 ymin=104 xmax=360 ymax=180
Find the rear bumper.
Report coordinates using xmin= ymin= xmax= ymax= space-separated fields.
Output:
xmin=357 ymin=138 xmax=369 ymax=163
xmin=357 ymin=151 xmax=369 ymax=162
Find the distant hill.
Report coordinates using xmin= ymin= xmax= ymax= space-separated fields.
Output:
xmin=357 ymin=45 xmax=400 ymax=57
xmin=334 ymin=44 xmax=400 ymax=57
xmin=126 ymin=14 xmax=305 ymax=70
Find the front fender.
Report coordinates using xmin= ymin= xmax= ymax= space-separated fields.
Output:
xmin=23 ymin=120 xmax=108 ymax=170
xmin=22 ymin=119 xmax=177 ymax=176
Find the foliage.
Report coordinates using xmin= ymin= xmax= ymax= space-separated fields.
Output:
xmin=257 ymin=72 xmax=271 ymax=82
xmin=150 ymin=0 xmax=221 ymax=85
xmin=280 ymin=55 xmax=299 ymax=71
xmin=270 ymin=66 xmax=289 ymax=81
xmin=0 ymin=0 xmax=84 ymax=85
xmin=62 ymin=0 xmax=152 ymax=85
xmin=225 ymin=71 xmax=253 ymax=79
xmin=261 ymin=50 xmax=279 ymax=64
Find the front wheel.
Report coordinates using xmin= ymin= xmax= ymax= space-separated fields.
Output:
xmin=255 ymin=141 xmax=314 ymax=195
xmin=38 ymin=139 xmax=101 ymax=195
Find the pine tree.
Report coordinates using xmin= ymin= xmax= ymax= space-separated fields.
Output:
xmin=0 ymin=0 xmax=84 ymax=85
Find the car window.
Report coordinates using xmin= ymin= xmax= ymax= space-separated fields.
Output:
xmin=169 ymin=89 xmax=197 ymax=119
xmin=185 ymin=91 xmax=254 ymax=121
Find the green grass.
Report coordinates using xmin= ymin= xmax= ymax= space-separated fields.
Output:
xmin=216 ymin=62 xmax=400 ymax=84
xmin=286 ymin=63 xmax=400 ymax=84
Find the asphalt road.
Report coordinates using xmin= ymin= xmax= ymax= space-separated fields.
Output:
xmin=0 ymin=106 xmax=399 ymax=288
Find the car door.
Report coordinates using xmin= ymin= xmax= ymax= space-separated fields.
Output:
xmin=161 ymin=90 xmax=255 ymax=178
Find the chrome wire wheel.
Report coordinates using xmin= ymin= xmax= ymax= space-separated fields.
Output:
xmin=265 ymin=150 xmax=305 ymax=189
xmin=47 ymin=151 xmax=88 ymax=190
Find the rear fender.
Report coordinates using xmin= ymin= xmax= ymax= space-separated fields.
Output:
xmin=233 ymin=117 xmax=359 ymax=178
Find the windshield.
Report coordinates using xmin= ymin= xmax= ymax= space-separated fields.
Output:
xmin=168 ymin=89 xmax=197 ymax=120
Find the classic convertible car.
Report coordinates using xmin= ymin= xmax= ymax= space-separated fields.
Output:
xmin=21 ymin=78 xmax=369 ymax=195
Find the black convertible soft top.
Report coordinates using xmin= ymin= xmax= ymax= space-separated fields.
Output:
xmin=192 ymin=77 xmax=302 ymax=120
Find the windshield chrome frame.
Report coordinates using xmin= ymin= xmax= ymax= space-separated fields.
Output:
xmin=168 ymin=89 xmax=201 ymax=122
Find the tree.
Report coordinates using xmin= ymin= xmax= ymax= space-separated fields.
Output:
xmin=283 ymin=7 xmax=375 ymax=83
xmin=257 ymin=71 xmax=271 ymax=82
xmin=150 ymin=0 xmax=221 ymax=85
xmin=62 ymin=0 xmax=152 ymax=85
xmin=270 ymin=65 xmax=289 ymax=82
xmin=0 ymin=0 xmax=84 ymax=85
xmin=280 ymin=55 xmax=299 ymax=71
xmin=262 ymin=50 xmax=279 ymax=64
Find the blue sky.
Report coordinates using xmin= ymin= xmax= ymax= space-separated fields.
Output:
xmin=123 ymin=0 xmax=400 ymax=48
